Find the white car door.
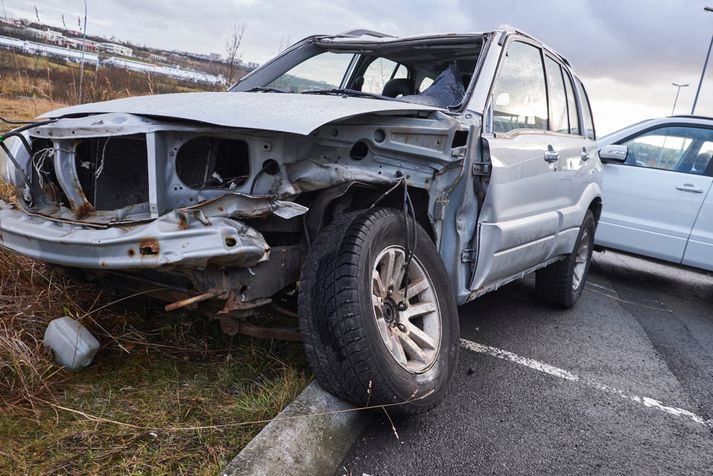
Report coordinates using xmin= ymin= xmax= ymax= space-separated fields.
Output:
xmin=683 ymin=140 xmax=713 ymax=271
xmin=596 ymin=125 xmax=713 ymax=263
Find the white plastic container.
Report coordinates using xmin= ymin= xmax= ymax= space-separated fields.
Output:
xmin=43 ymin=316 xmax=100 ymax=371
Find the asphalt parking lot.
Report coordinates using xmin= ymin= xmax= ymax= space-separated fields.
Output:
xmin=339 ymin=251 xmax=713 ymax=475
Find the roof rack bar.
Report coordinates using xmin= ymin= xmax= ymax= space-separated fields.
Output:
xmin=336 ymin=29 xmax=397 ymax=39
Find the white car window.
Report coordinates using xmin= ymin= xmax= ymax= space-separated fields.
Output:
xmin=622 ymin=126 xmax=713 ymax=174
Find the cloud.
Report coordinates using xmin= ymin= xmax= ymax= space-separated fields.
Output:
xmin=5 ymin=0 xmax=713 ymax=132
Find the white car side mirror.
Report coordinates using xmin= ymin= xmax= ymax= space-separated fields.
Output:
xmin=599 ymin=144 xmax=628 ymax=163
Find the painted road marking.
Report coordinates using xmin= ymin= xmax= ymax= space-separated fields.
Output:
xmin=461 ymin=339 xmax=712 ymax=428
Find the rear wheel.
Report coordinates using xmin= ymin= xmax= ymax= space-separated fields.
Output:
xmin=535 ymin=210 xmax=595 ymax=308
xmin=298 ymin=208 xmax=459 ymax=415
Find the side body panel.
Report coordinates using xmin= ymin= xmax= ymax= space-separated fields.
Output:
xmin=596 ymin=165 xmax=713 ymax=264
xmin=472 ymin=131 xmax=563 ymax=287
xmin=683 ymin=186 xmax=713 ymax=271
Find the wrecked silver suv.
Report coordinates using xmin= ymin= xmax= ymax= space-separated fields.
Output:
xmin=0 ymin=26 xmax=602 ymax=413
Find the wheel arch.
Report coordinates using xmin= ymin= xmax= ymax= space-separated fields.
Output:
xmin=305 ymin=181 xmax=436 ymax=243
xmin=588 ymin=196 xmax=602 ymax=224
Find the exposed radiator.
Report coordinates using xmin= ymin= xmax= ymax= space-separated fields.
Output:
xmin=75 ymin=135 xmax=149 ymax=210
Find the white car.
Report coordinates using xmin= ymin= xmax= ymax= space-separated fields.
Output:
xmin=595 ymin=116 xmax=713 ymax=271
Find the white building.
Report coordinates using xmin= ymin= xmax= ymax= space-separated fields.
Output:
xmin=100 ymin=42 xmax=132 ymax=57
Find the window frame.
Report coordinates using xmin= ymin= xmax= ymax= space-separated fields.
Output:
xmin=614 ymin=124 xmax=713 ymax=176
xmin=543 ymin=54 xmax=570 ymax=134
xmin=575 ymin=78 xmax=596 ymax=140
xmin=561 ymin=66 xmax=583 ymax=137
xmin=488 ymin=38 xmax=550 ymax=134
xmin=543 ymin=53 xmax=583 ymax=137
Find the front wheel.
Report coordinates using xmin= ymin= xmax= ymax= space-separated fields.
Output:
xmin=535 ymin=210 xmax=595 ymax=308
xmin=298 ymin=208 xmax=459 ymax=415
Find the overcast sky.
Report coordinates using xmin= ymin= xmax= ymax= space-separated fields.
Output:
xmin=4 ymin=0 xmax=713 ymax=134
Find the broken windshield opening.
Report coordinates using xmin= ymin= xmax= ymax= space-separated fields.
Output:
xmin=265 ymin=51 xmax=356 ymax=93
xmin=234 ymin=36 xmax=484 ymax=108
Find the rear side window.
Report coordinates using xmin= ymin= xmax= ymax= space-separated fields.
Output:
xmin=562 ymin=69 xmax=580 ymax=135
xmin=361 ymin=58 xmax=407 ymax=95
xmin=544 ymin=56 xmax=569 ymax=133
xmin=491 ymin=41 xmax=548 ymax=132
xmin=576 ymin=79 xmax=596 ymax=140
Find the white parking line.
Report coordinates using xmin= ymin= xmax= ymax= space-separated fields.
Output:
xmin=461 ymin=339 xmax=712 ymax=428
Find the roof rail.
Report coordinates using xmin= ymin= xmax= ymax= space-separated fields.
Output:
xmin=668 ymin=114 xmax=713 ymax=120
xmin=336 ymin=29 xmax=397 ymax=39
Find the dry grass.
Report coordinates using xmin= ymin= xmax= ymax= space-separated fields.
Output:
xmin=0 ymin=95 xmax=65 ymax=126
xmin=0 ymin=50 xmax=218 ymax=106
xmin=0 ymin=68 xmax=312 ymax=474
xmin=0 ymin=249 xmax=311 ymax=474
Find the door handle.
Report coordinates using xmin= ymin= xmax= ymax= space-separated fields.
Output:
xmin=676 ymin=184 xmax=704 ymax=193
xmin=544 ymin=147 xmax=560 ymax=163
xmin=581 ymin=149 xmax=590 ymax=161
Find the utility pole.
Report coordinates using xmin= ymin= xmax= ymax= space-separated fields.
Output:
xmin=672 ymin=82 xmax=689 ymax=115
xmin=0 ymin=0 xmax=7 ymax=19
xmin=78 ymin=0 xmax=87 ymax=103
xmin=692 ymin=6 xmax=713 ymax=114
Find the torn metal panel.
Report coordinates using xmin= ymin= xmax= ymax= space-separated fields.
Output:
xmin=0 ymin=200 xmax=270 ymax=270
xmin=40 ymin=92 xmax=440 ymax=136
xmin=177 ymin=193 xmax=308 ymax=223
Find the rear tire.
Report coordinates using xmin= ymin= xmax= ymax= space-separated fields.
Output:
xmin=535 ymin=210 xmax=595 ymax=308
xmin=298 ymin=208 xmax=459 ymax=415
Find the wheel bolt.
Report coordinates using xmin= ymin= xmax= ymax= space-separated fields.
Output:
xmin=397 ymin=323 xmax=406 ymax=332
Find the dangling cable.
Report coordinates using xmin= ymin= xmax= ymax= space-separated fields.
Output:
xmin=398 ymin=177 xmax=418 ymax=312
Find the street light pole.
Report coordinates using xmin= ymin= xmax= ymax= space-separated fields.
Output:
xmin=692 ymin=6 xmax=713 ymax=114
xmin=78 ymin=0 xmax=87 ymax=103
xmin=672 ymin=82 xmax=689 ymax=115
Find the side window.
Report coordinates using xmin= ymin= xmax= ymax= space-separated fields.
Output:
xmin=562 ymin=69 xmax=580 ymax=135
xmin=491 ymin=41 xmax=548 ymax=133
xmin=418 ymin=76 xmax=434 ymax=93
xmin=696 ymin=141 xmax=713 ymax=175
xmin=266 ymin=52 xmax=355 ymax=93
xmin=621 ymin=126 xmax=713 ymax=173
xmin=544 ymin=57 xmax=569 ymax=133
xmin=361 ymin=58 xmax=407 ymax=94
xmin=576 ymin=79 xmax=596 ymax=140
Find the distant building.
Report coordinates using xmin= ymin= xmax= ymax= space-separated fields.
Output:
xmin=100 ymin=42 xmax=132 ymax=57
xmin=24 ymin=27 xmax=46 ymax=40
xmin=149 ymin=53 xmax=167 ymax=62
xmin=63 ymin=37 xmax=98 ymax=52
xmin=45 ymin=30 xmax=64 ymax=43
xmin=102 ymin=56 xmax=224 ymax=85
xmin=209 ymin=52 xmax=221 ymax=61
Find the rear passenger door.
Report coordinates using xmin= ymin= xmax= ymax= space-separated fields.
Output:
xmin=472 ymin=40 xmax=561 ymax=288
xmin=542 ymin=56 xmax=591 ymax=257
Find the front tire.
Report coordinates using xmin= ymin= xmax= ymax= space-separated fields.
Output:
xmin=298 ymin=208 xmax=459 ymax=415
xmin=535 ymin=210 xmax=595 ymax=308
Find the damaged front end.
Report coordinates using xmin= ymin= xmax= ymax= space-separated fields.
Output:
xmin=0 ymin=93 xmax=468 ymax=338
